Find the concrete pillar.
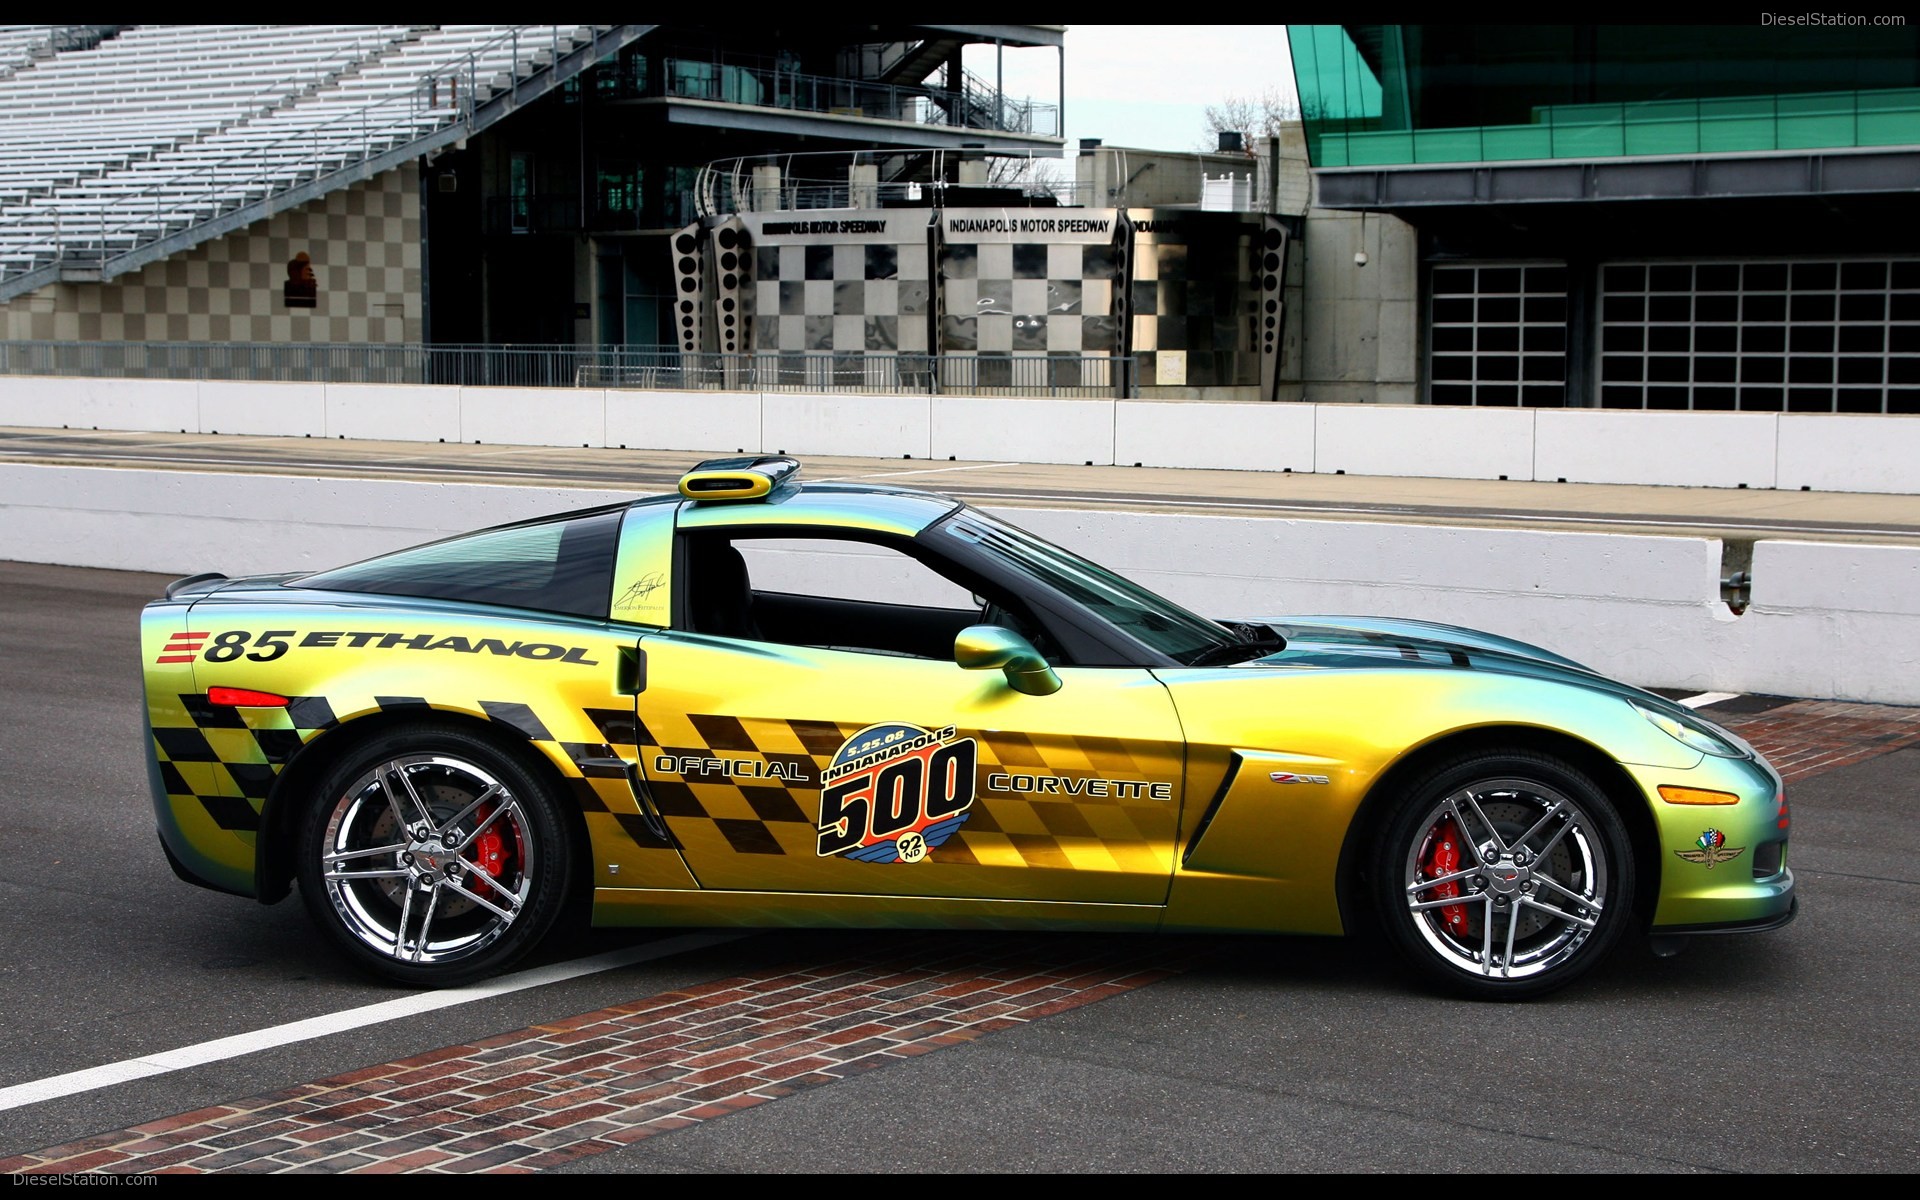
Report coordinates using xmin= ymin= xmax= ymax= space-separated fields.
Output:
xmin=751 ymin=165 xmax=782 ymax=213
xmin=849 ymin=163 xmax=879 ymax=209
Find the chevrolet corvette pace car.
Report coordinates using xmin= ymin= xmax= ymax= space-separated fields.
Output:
xmin=141 ymin=456 xmax=1795 ymax=998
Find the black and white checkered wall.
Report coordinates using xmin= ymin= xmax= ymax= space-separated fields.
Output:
xmin=752 ymin=241 xmax=933 ymax=355
xmin=726 ymin=208 xmax=1275 ymax=388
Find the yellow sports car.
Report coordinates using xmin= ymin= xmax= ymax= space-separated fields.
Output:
xmin=141 ymin=456 xmax=1795 ymax=998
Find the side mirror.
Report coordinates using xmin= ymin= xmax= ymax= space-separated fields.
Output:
xmin=954 ymin=625 xmax=1062 ymax=696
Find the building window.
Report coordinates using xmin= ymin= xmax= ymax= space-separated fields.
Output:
xmin=1427 ymin=263 xmax=1567 ymax=407
xmin=509 ymin=152 xmax=534 ymax=234
xmin=1598 ymin=260 xmax=1920 ymax=413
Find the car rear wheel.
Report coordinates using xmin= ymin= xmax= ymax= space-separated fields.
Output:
xmin=295 ymin=724 xmax=573 ymax=987
xmin=1372 ymin=750 xmax=1634 ymax=1000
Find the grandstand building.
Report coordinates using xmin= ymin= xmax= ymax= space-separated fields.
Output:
xmin=0 ymin=24 xmax=1064 ymax=350
xmin=1288 ymin=23 xmax=1920 ymax=413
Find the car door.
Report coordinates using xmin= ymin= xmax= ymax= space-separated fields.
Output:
xmin=631 ymin=531 xmax=1186 ymax=906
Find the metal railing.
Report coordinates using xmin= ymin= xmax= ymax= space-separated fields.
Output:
xmin=0 ymin=341 xmax=1137 ymax=397
xmin=640 ymin=57 xmax=1058 ymax=137
xmin=696 ymin=146 xmax=1083 ymax=218
xmin=579 ymin=352 xmax=1133 ymax=397
xmin=704 ymin=173 xmax=1093 ymax=215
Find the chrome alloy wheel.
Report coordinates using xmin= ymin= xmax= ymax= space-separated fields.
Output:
xmin=1401 ymin=776 xmax=1608 ymax=982
xmin=319 ymin=753 xmax=534 ymax=967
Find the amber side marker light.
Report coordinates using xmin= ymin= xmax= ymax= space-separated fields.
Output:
xmin=1658 ymin=785 xmax=1740 ymax=806
xmin=207 ymin=687 xmax=291 ymax=708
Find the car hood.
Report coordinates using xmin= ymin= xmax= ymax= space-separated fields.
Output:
xmin=1234 ymin=614 xmax=1682 ymax=712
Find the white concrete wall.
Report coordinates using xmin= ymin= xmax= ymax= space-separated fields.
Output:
xmin=5 ymin=375 xmax=1920 ymax=494
xmin=1003 ymin=507 xmax=1727 ymax=690
xmin=1114 ymin=401 xmax=1315 ymax=472
xmin=1314 ymin=404 xmax=1533 ymax=481
xmin=460 ymin=386 xmax=605 ymax=448
xmin=1775 ymin=414 xmax=1920 ymax=493
xmin=324 ymin=384 xmax=462 ymax=443
xmin=0 ymin=464 xmax=627 ymax=576
xmin=1534 ymin=410 xmax=1779 ymax=489
xmin=0 ymin=376 xmax=199 ymax=433
xmin=762 ymin=392 xmax=931 ymax=459
xmin=197 ymin=380 xmax=327 ymax=439
xmin=930 ymin=396 xmax=1115 ymax=465
xmin=6 ymin=461 xmax=1918 ymax=705
xmin=605 ymin=389 xmax=759 ymax=454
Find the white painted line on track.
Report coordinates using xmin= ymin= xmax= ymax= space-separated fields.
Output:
xmin=1677 ymin=692 xmax=1741 ymax=709
xmin=0 ymin=931 xmax=742 ymax=1114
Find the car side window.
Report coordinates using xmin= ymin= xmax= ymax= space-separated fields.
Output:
xmin=680 ymin=531 xmax=1059 ymax=661
xmin=740 ymin=537 xmax=978 ymax=610
xmin=293 ymin=509 xmax=623 ymax=619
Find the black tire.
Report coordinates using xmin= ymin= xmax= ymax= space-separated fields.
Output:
xmin=295 ymin=723 xmax=575 ymax=987
xmin=1371 ymin=750 xmax=1635 ymax=1000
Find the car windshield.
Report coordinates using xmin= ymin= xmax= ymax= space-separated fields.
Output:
xmin=935 ymin=509 xmax=1239 ymax=665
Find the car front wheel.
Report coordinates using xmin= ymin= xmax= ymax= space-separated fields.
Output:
xmin=295 ymin=725 xmax=573 ymax=986
xmin=1373 ymin=750 xmax=1635 ymax=1000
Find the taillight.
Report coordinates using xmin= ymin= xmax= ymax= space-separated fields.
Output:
xmin=207 ymin=687 xmax=291 ymax=708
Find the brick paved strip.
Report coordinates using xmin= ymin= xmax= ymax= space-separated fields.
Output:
xmin=1718 ymin=699 xmax=1920 ymax=783
xmin=7 ymin=936 xmax=1185 ymax=1175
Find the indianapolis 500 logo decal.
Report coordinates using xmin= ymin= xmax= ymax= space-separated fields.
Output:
xmin=816 ymin=723 xmax=977 ymax=864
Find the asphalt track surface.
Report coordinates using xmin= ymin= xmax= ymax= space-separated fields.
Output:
xmin=9 ymin=425 xmax=1920 ymax=545
xmin=3 ymin=560 xmax=1919 ymax=1172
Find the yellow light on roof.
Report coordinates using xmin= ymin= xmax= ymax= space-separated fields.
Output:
xmin=677 ymin=455 xmax=800 ymax=501
xmin=1658 ymin=785 xmax=1740 ymax=806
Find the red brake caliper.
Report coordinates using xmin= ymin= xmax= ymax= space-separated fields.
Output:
xmin=1422 ymin=817 xmax=1471 ymax=938
xmin=467 ymin=806 xmax=510 ymax=896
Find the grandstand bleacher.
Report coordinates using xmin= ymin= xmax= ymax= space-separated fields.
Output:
xmin=0 ymin=25 xmax=621 ymax=299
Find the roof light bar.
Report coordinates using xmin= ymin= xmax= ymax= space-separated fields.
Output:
xmin=677 ymin=455 xmax=801 ymax=501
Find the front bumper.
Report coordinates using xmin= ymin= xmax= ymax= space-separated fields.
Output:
xmin=1629 ymin=751 xmax=1796 ymax=931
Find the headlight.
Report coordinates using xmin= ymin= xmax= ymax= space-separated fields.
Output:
xmin=1631 ymin=701 xmax=1751 ymax=759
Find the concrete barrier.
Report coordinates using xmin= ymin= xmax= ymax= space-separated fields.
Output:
xmin=931 ymin=395 xmax=1114 ymax=465
xmin=1725 ymin=539 xmax=1920 ymax=702
xmin=1776 ymin=413 xmax=1920 ymax=494
xmin=6 ymin=374 xmax=1920 ymax=494
xmin=197 ymin=380 xmax=327 ymax=439
xmin=606 ymin=388 xmax=760 ymax=454
xmin=1314 ymin=403 xmax=1534 ymax=481
xmin=325 ymin=383 xmax=461 ymax=443
xmin=6 ymin=461 xmax=1917 ymax=704
xmin=0 ymin=376 xmax=199 ymax=433
xmin=763 ymin=392 xmax=930 ymax=459
xmin=1006 ymin=507 xmax=1729 ymax=690
xmin=460 ymin=386 xmax=605 ymax=448
xmin=0 ymin=464 xmax=625 ymax=576
xmin=1534 ymin=409 xmax=1778 ymax=489
xmin=1114 ymin=401 xmax=1315 ymax=472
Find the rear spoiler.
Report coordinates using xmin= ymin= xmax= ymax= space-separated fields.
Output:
xmin=165 ymin=572 xmax=228 ymax=599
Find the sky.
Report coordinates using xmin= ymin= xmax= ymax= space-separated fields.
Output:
xmin=964 ymin=25 xmax=1298 ymax=156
